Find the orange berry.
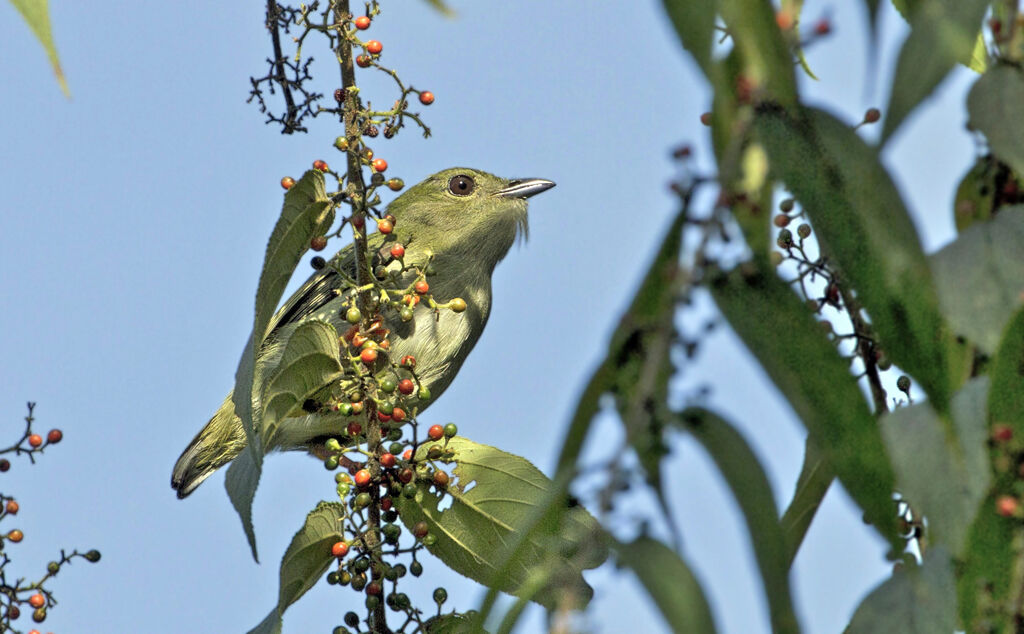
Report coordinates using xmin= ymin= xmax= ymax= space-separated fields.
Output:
xmin=313 ymin=159 xmax=329 ymax=172
xmin=389 ymin=243 xmax=405 ymax=259
xmin=354 ymin=469 xmax=371 ymax=487
xmin=46 ymin=429 xmax=62 ymax=444
xmin=360 ymin=348 xmax=378 ymax=364
xmin=28 ymin=594 xmax=44 ymax=609
xmin=700 ymin=112 xmax=712 ymax=126
xmin=354 ymin=16 xmax=371 ymax=29
xmin=5 ymin=500 xmax=18 ymax=515
xmin=377 ymin=219 xmax=393 ymax=234
xmin=391 ymin=407 xmax=406 ymax=423
xmin=433 ymin=470 xmax=449 ymax=487
xmin=366 ymin=40 xmax=383 ymax=55
xmin=402 ymin=448 xmax=413 ymax=460
xmin=371 ymin=158 xmax=388 ymax=173
xmin=414 ymin=280 xmax=429 ymax=295
xmin=997 ymin=495 xmax=1019 ymax=517
xmin=28 ymin=434 xmax=42 ymax=448
xmin=398 ymin=379 xmax=415 ymax=395
xmin=280 ymin=176 xmax=295 ymax=190
xmin=356 ymin=55 xmax=371 ymax=68
xmin=331 ymin=541 xmax=349 ymax=558
xmin=419 ymin=91 xmax=435 ymax=105
xmin=8 ymin=529 xmax=23 ymax=542
xmin=380 ymin=453 xmax=396 ymax=468
xmin=427 ymin=425 xmax=444 ymax=441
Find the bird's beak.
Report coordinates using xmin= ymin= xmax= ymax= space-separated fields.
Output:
xmin=495 ymin=178 xmax=556 ymax=199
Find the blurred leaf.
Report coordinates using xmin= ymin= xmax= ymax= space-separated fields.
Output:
xmin=780 ymin=0 xmax=817 ymax=80
xmin=968 ymin=31 xmax=988 ymax=74
xmin=968 ymin=63 xmax=1024 ymax=179
xmin=879 ymin=378 xmax=990 ymax=555
xmin=989 ymin=307 xmax=1024 ymax=435
xmin=880 ymin=0 xmax=989 ymax=143
xmin=248 ymin=502 xmax=344 ymax=634
xmin=718 ymin=0 xmax=798 ymax=105
xmin=953 ymin=156 xmax=998 ymax=232
xmin=615 ymin=536 xmax=717 ymax=634
xmin=955 ymin=492 xmax=1018 ymax=631
xmin=930 ymin=205 xmax=1024 ymax=355
xmin=394 ymin=437 xmax=607 ymax=610
xmin=662 ymin=0 xmax=716 ymax=79
xmin=9 ymin=0 xmax=68 ymax=96
xmin=676 ymin=408 xmax=799 ymax=634
xmin=781 ymin=437 xmax=834 ymax=566
xmin=756 ymin=105 xmax=951 ymax=412
xmin=422 ymin=0 xmax=455 ymax=16
xmin=709 ymin=263 xmax=899 ymax=547
xmin=845 ymin=546 xmax=957 ymax=634
xmin=426 ymin=613 xmax=477 ymax=633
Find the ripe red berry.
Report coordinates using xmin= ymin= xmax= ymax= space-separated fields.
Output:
xmin=280 ymin=176 xmax=295 ymax=190
xmin=310 ymin=236 xmax=328 ymax=251
xmin=366 ymin=581 xmax=382 ymax=596
xmin=9 ymin=605 xmax=19 ymax=619
xmin=398 ymin=379 xmax=415 ymax=395
xmin=366 ymin=40 xmax=383 ymax=55
xmin=433 ymin=470 xmax=449 ymax=487
xmin=331 ymin=541 xmax=349 ymax=558
xmin=774 ymin=214 xmax=791 ymax=228
xmin=5 ymin=500 xmax=18 ymax=515
xmin=46 ymin=429 xmax=62 ymax=444
xmin=0 ymin=459 xmax=9 ymax=472
xmin=993 ymin=424 xmax=1014 ymax=443
xmin=391 ymin=407 xmax=406 ymax=423
xmin=347 ymin=421 xmax=363 ymax=436
xmin=400 ymin=355 xmax=416 ymax=368
xmin=371 ymin=158 xmax=388 ymax=173
xmin=419 ymin=91 xmax=435 ymax=105
xmin=997 ymin=495 xmax=1019 ymax=517
xmin=814 ymin=19 xmax=831 ymax=35
xmin=28 ymin=435 xmax=42 ymax=448
xmin=354 ymin=469 xmax=372 ymax=487
xmin=700 ymin=112 xmax=712 ymax=126
xmin=354 ymin=16 xmax=371 ymax=29
xmin=390 ymin=243 xmax=405 ymax=259
xmin=313 ymin=159 xmax=329 ymax=172
xmin=380 ymin=453 xmax=396 ymax=468
xmin=377 ymin=410 xmax=392 ymax=423
xmin=403 ymin=448 xmax=413 ymax=461
xmin=381 ymin=497 xmax=393 ymax=511
xmin=377 ymin=219 xmax=393 ymax=234
xmin=863 ymin=108 xmax=881 ymax=124
xmin=8 ymin=529 xmax=23 ymax=542
xmin=427 ymin=424 xmax=444 ymax=441
xmin=414 ymin=281 xmax=429 ymax=295
xmin=28 ymin=594 xmax=44 ymax=609
xmin=360 ymin=348 xmax=378 ymax=364
xmin=356 ymin=55 xmax=371 ymax=68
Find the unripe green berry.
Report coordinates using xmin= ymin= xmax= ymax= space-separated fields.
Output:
xmin=345 ymin=612 xmax=360 ymax=627
xmin=797 ymin=223 xmax=812 ymax=239
xmin=355 ymin=492 xmax=372 ymax=508
xmin=324 ymin=456 xmax=339 ymax=470
xmin=325 ymin=438 xmax=342 ymax=452
xmin=379 ymin=377 xmax=397 ymax=393
xmin=47 ymin=561 xmax=60 ymax=574
xmin=422 ymin=534 xmax=437 ymax=546
xmin=433 ymin=587 xmax=448 ymax=604
xmin=399 ymin=306 xmax=414 ymax=322
xmin=84 ymin=550 xmax=102 ymax=563
xmin=410 ymin=560 xmax=423 ymax=576
xmin=443 ymin=423 xmax=458 ymax=438
xmin=402 ymin=483 xmax=417 ymax=498
xmin=776 ymin=229 xmax=793 ymax=249
xmin=897 ymin=375 xmax=911 ymax=393
xmin=346 ymin=307 xmax=362 ymax=324
xmin=418 ymin=386 xmax=431 ymax=401
xmin=780 ymin=198 xmax=795 ymax=212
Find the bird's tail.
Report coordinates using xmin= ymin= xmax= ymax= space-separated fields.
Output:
xmin=171 ymin=395 xmax=248 ymax=499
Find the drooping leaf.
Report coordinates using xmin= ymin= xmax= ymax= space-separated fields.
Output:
xmin=709 ymin=263 xmax=899 ymax=548
xmin=755 ymin=105 xmax=951 ymax=411
xmin=225 ymin=449 xmax=262 ymax=561
xmin=845 ymin=546 xmax=957 ymax=634
xmin=880 ymin=0 xmax=989 ymax=143
xmin=393 ymin=437 xmax=607 ymax=610
xmin=661 ymin=0 xmax=716 ymax=80
xmin=879 ymin=378 xmax=990 ymax=555
xmin=614 ymin=536 xmax=717 ymax=634
xmin=968 ymin=63 xmax=1024 ymax=180
xmin=248 ymin=502 xmax=344 ymax=634
xmin=675 ymin=408 xmax=799 ymax=634
xmin=930 ymin=206 xmax=1024 ymax=355
xmin=718 ymin=0 xmax=798 ymax=105
xmin=9 ymin=0 xmax=68 ymax=96
xmin=781 ymin=436 xmax=834 ymax=567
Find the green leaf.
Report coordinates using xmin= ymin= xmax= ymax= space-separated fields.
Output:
xmin=675 ymin=408 xmax=799 ymax=634
xmin=614 ymin=536 xmax=717 ymax=634
xmin=393 ymin=437 xmax=607 ymax=610
xmin=990 ymin=307 xmax=1024 ymax=434
xmin=879 ymin=378 xmax=990 ymax=555
xmin=718 ymin=0 xmax=798 ymax=105
xmin=880 ymin=0 xmax=989 ymax=143
xmin=930 ymin=206 xmax=1024 ymax=355
xmin=845 ymin=546 xmax=957 ymax=634
xmin=248 ymin=502 xmax=344 ymax=634
xmin=228 ymin=170 xmax=333 ymax=556
xmin=968 ymin=63 xmax=1024 ymax=179
xmin=708 ymin=263 xmax=900 ymax=547
xmin=755 ymin=105 xmax=951 ymax=411
xmin=781 ymin=437 xmax=834 ymax=567
xmin=661 ymin=0 xmax=717 ymax=80
xmin=955 ymin=492 xmax=1018 ymax=632
xmin=9 ymin=0 xmax=68 ymax=96
xmin=967 ymin=31 xmax=988 ymax=74
xmin=225 ymin=449 xmax=261 ymax=561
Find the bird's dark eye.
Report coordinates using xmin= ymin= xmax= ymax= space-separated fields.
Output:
xmin=448 ymin=174 xmax=475 ymax=196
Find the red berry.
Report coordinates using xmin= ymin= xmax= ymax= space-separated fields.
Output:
xmin=356 ymin=55 xmax=371 ymax=68
xmin=354 ymin=469 xmax=371 ymax=487
xmin=8 ymin=529 xmax=23 ymax=542
xmin=433 ymin=470 xmax=449 ymax=487
xmin=997 ymin=495 xmax=1019 ymax=517
xmin=9 ymin=605 xmax=19 ymax=619
xmin=391 ymin=407 xmax=406 ymax=423
xmin=390 ymin=244 xmax=405 ymax=259
xmin=310 ymin=236 xmax=328 ymax=251
xmin=863 ymin=108 xmax=881 ymax=124
xmin=403 ymin=294 xmax=420 ymax=307
xmin=398 ymin=468 xmax=414 ymax=483
xmin=814 ymin=19 xmax=831 ymax=35
xmin=377 ymin=219 xmax=393 ymax=234
xmin=354 ymin=16 xmax=371 ymax=29
xmin=380 ymin=453 xmax=396 ymax=468
xmin=993 ymin=424 xmax=1014 ymax=443
xmin=775 ymin=10 xmax=794 ymax=30
xmin=351 ymin=215 xmax=365 ymax=230
xmin=366 ymin=581 xmax=382 ymax=596
xmin=412 ymin=521 xmax=429 ymax=538
xmin=313 ymin=159 xmax=329 ymax=172
xmin=331 ymin=541 xmax=349 ymax=558
xmin=427 ymin=424 xmax=444 ymax=441
xmin=280 ymin=176 xmax=295 ymax=190
xmin=419 ymin=91 xmax=435 ymax=105
xmin=700 ymin=112 xmax=712 ymax=126
xmin=403 ymin=448 xmax=413 ymax=460
xmin=398 ymin=379 xmax=415 ymax=395
xmin=28 ymin=594 xmax=44 ymax=609
xmin=347 ymin=421 xmax=363 ymax=436
xmin=5 ymin=500 xmax=18 ymax=515
xmin=773 ymin=214 xmax=791 ymax=228
xmin=381 ymin=497 xmax=393 ymax=511
xmin=28 ymin=435 xmax=42 ymax=448
xmin=366 ymin=40 xmax=383 ymax=55
xmin=360 ymin=348 xmax=378 ymax=364
xmin=46 ymin=429 xmax=62 ymax=444
xmin=414 ymin=281 xmax=429 ymax=295
xmin=371 ymin=158 xmax=388 ymax=173
xmin=377 ymin=410 xmax=392 ymax=422
xmin=0 ymin=459 xmax=9 ymax=472
xmin=400 ymin=355 xmax=416 ymax=368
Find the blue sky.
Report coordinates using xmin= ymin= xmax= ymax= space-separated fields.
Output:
xmin=0 ymin=1 xmax=977 ymax=632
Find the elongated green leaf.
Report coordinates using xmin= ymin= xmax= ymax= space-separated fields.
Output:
xmin=879 ymin=378 xmax=990 ymax=555
xmin=880 ymin=0 xmax=989 ymax=143
xmin=248 ymin=502 xmax=344 ymax=634
xmin=930 ymin=206 xmax=1024 ymax=355
xmin=989 ymin=306 xmax=1024 ymax=436
xmin=718 ymin=0 xmax=798 ymax=105
xmin=955 ymin=492 xmax=1018 ymax=631
xmin=845 ymin=546 xmax=956 ymax=634
xmin=709 ymin=263 xmax=899 ymax=547
xmin=781 ymin=437 xmax=834 ymax=567
xmin=968 ymin=63 xmax=1024 ymax=179
xmin=225 ymin=448 xmax=261 ymax=561
xmin=9 ymin=0 xmax=67 ymax=96
xmin=755 ymin=105 xmax=951 ymax=411
xmin=615 ymin=536 xmax=717 ymax=634
xmin=394 ymin=437 xmax=607 ymax=610
xmin=661 ymin=0 xmax=716 ymax=80
xmin=676 ymin=408 xmax=799 ymax=634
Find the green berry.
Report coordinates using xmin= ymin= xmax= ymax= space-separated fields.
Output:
xmin=402 ymin=482 xmax=417 ymax=498
xmin=400 ymin=306 xmax=414 ymax=322
xmin=780 ymin=198 xmax=795 ymax=212
xmin=410 ymin=560 xmax=423 ymax=576
xmin=389 ymin=442 xmax=404 ymax=455
xmin=897 ymin=375 xmax=911 ymax=393
xmin=327 ymin=571 xmax=341 ymax=584
xmin=346 ymin=307 xmax=362 ymax=324
xmin=433 ymin=587 xmax=448 ymax=604
xmin=324 ymin=456 xmax=339 ymax=470
xmin=418 ymin=386 xmax=431 ymax=401
xmin=379 ymin=377 xmax=397 ymax=393
xmin=325 ymin=438 xmax=342 ymax=452
xmin=47 ymin=561 xmax=60 ymax=574
xmin=84 ymin=550 xmax=101 ymax=563
xmin=422 ymin=534 xmax=437 ymax=547
xmin=797 ymin=223 xmax=812 ymax=239
xmin=443 ymin=423 xmax=458 ymax=438
xmin=345 ymin=612 xmax=360 ymax=627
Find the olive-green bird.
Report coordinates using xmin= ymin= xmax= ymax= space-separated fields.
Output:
xmin=171 ymin=168 xmax=554 ymax=498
